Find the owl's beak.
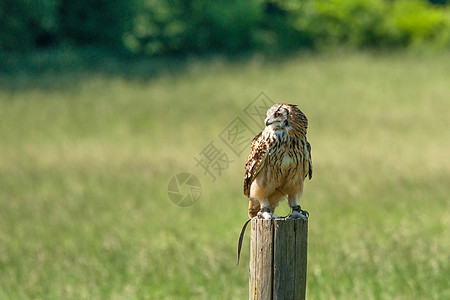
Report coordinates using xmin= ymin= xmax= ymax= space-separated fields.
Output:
xmin=265 ymin=119 xmax=271 ymax=126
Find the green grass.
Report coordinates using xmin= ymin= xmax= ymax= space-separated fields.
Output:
xmin=0 ymin=52 xmax=449 ymax=299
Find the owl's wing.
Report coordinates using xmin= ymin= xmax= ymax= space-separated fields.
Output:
xmin=243 ymin=132 xmax=268 ymax=197
xmin=306 ymin=140 xmax=313 ymax=180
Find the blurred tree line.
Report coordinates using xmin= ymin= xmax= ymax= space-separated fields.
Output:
xmin=0 ymin=0 xmax=449 ymax=55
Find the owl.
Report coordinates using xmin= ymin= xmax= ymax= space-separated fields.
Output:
xmin=243 ymin=103 xmax=312 ymax=219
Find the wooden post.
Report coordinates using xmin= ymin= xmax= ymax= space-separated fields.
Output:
xmin=249 ymin=219 xmax=308 ymax=300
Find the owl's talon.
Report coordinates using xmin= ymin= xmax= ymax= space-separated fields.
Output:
xmin=257 ymin=207 xmax=278 ymax=219
xmin=288 ymin=211 xmax=307 ymax=220
xmin=289 ymin=205 xmax=309 ymax=220
xmin=257 ymin=211 xmax=275 ymax=219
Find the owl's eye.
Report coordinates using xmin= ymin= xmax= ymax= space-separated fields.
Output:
xmin=275 ymin=112 xmax=281 ymax=118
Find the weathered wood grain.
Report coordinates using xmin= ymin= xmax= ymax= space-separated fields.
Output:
xmin=249 ymin=218 xmax=308 ymax=300
xmin=294 ymin=219 xmax=308 ymax=299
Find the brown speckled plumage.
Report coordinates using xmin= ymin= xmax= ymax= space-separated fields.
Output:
xmin=243 ymin=103 xmax=312 ymax=218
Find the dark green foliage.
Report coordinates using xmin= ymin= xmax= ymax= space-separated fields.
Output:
xmin=428 ymin=0 xmax=448 ymax=5
xmin=57 ymin=0 xmax=133 ymax=47
xmin=313 ymin=0 xmax=388 ymax=47
xmin=0 ymin=0 xmax=449 ymax=54
xmin=387 ymin=0 xmax=450 ymax=48
xmin=0 ymin=0 xmax=58 ymax=50
xmin=124 ymin=0 xmax=307 ymax=55
xmin=278 ymin=0 xmax=450 ymax=49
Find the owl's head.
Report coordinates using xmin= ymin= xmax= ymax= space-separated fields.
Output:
xmin=265 ymin=104 xmax=289 ymax=128
xmin=264 ymin=103 xmax=308 ymax=135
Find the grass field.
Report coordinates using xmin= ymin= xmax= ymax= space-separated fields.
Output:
xmin=0 ymin=52 xmax=449 ymax=299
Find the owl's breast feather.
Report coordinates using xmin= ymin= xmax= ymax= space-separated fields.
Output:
xmin=281 ymin=154 xmax=294 ymax=169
